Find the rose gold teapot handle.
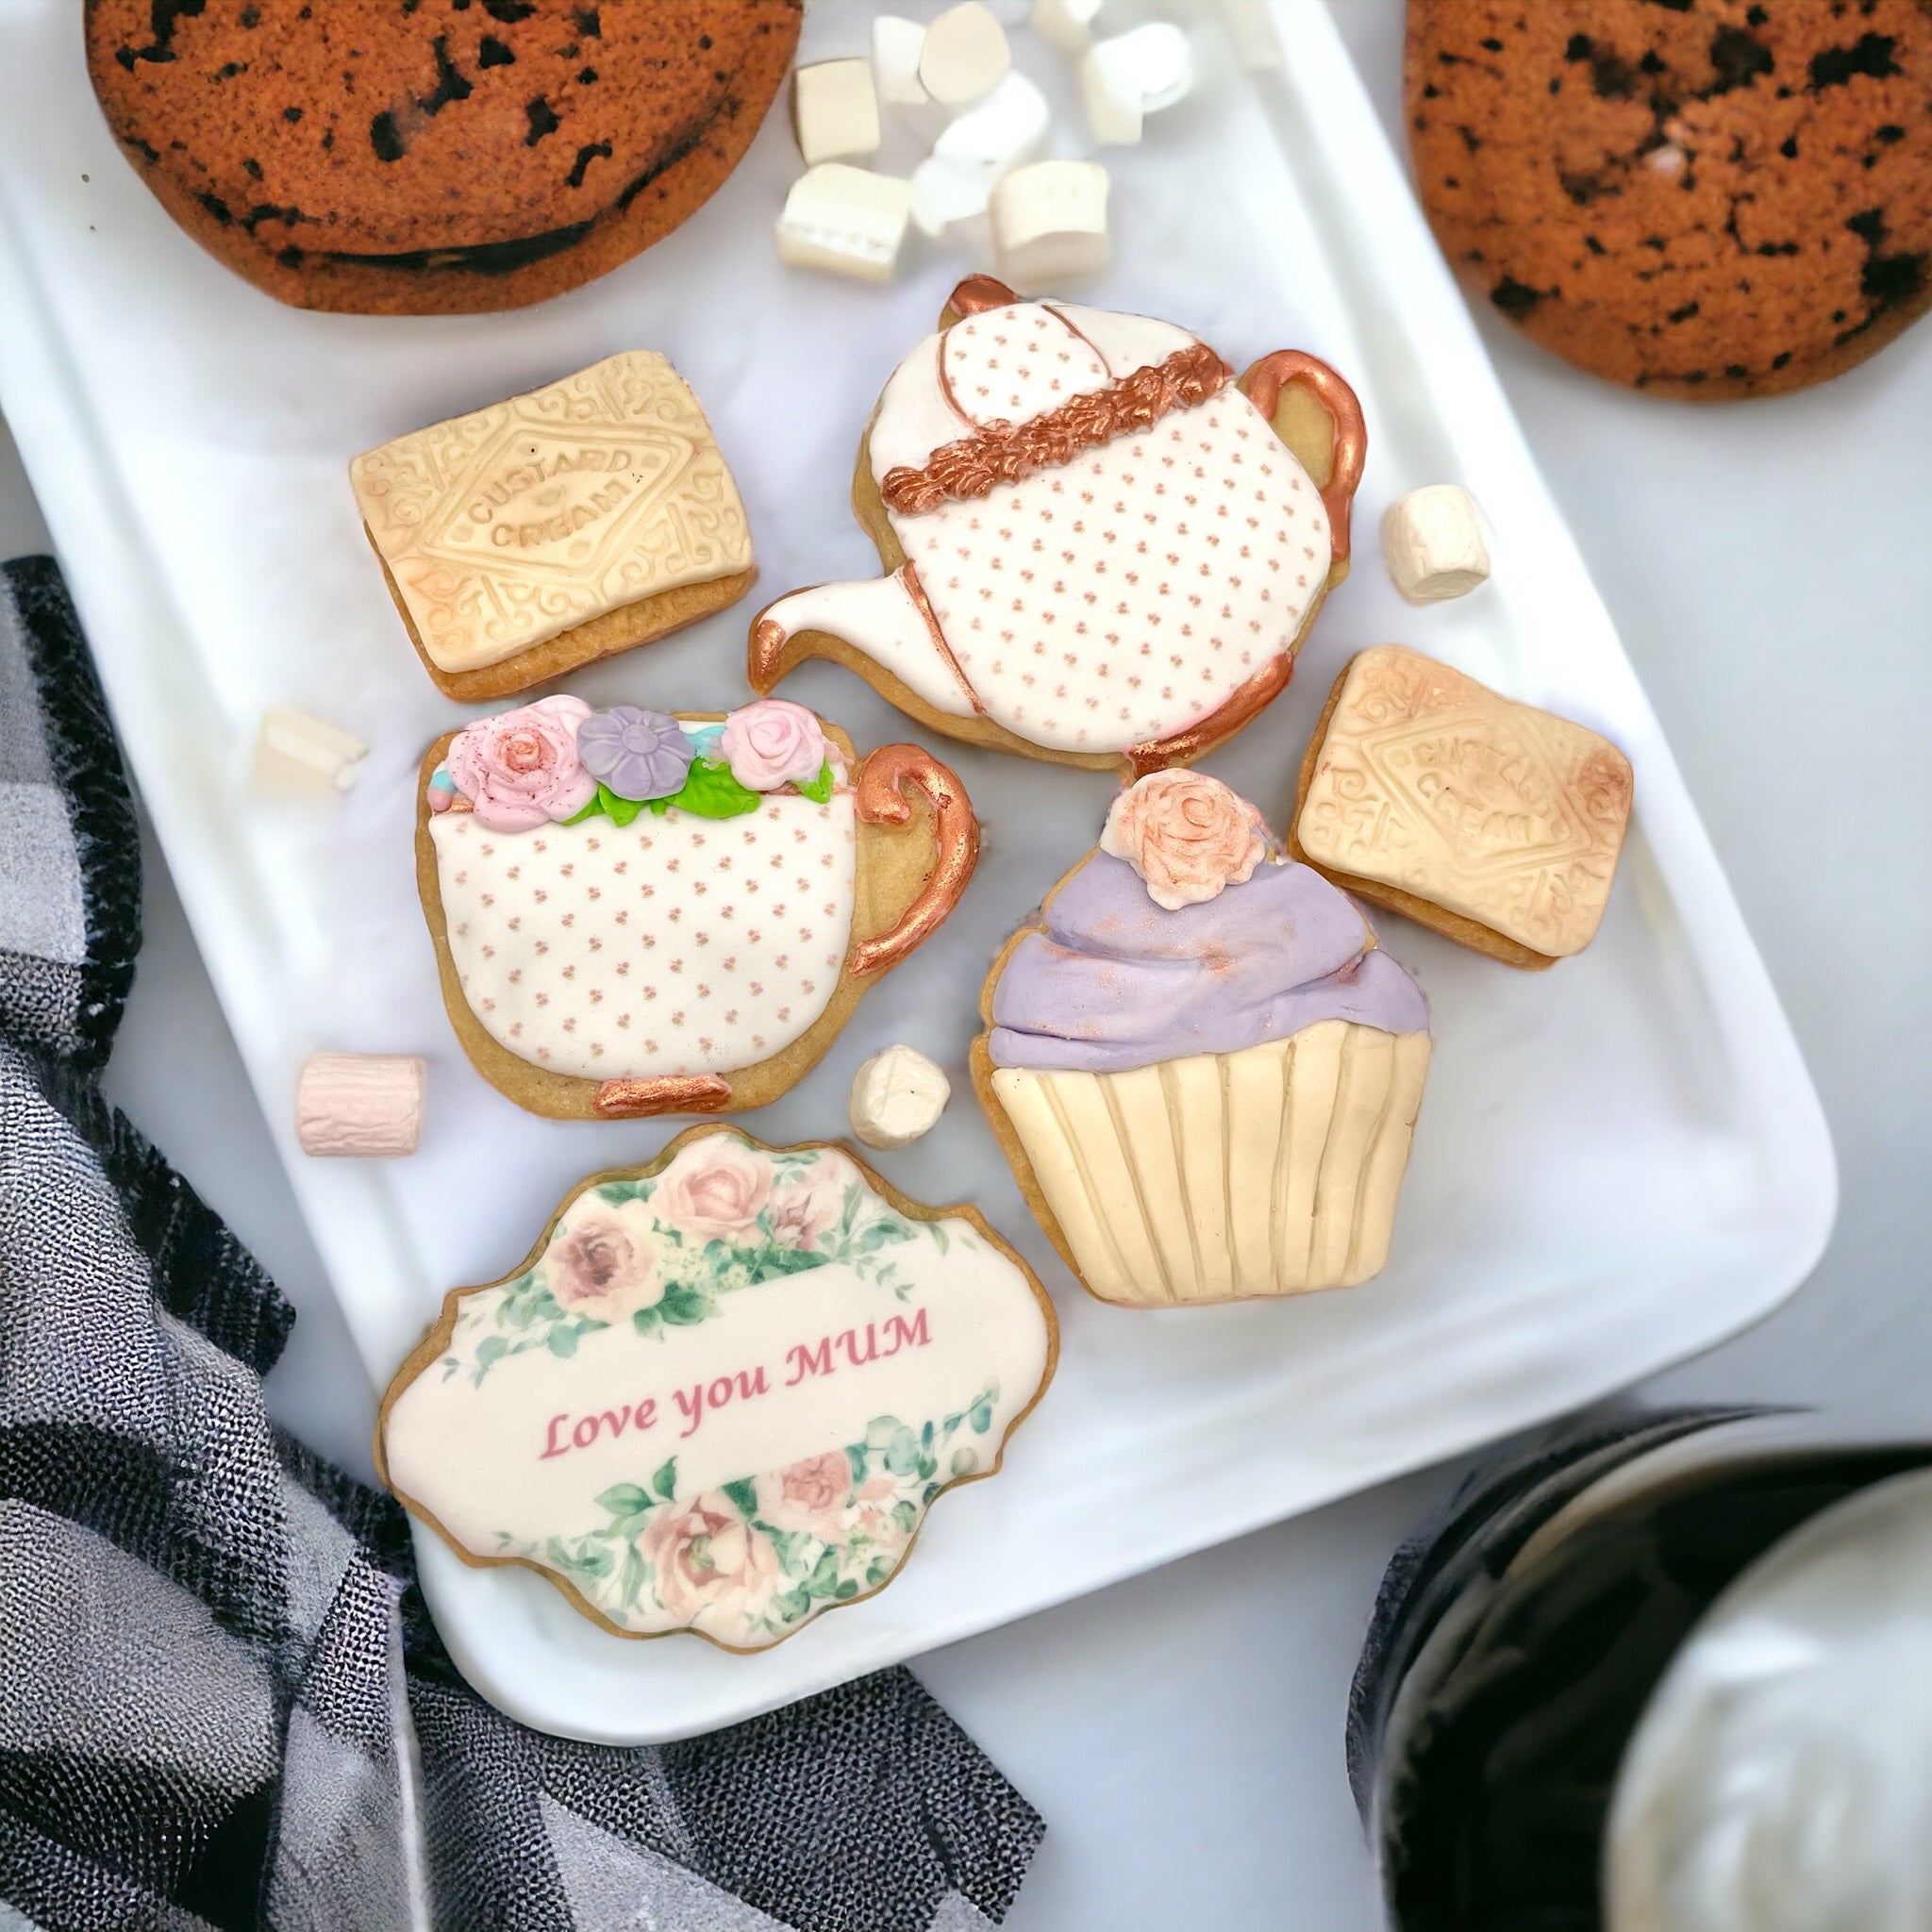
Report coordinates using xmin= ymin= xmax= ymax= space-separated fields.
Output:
xmin=850 ymin=745 xmax=980 ymax=978
xmin=1241 ymin=352 xmax=1367 ymax=566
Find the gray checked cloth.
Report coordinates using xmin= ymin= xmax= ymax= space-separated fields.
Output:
xmin=0 ymin=554 xmax=1044 ymax=1932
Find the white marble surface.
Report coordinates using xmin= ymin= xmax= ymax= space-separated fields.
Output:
xmin=7 ymin=4 xmax=1929 ymax=1925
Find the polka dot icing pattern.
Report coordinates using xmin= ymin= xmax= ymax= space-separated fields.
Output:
xmin=429 ymin=791 xmax=858 ymax=1082
xmin=941 ymin=306 xmax=1111 ymax=423
xmin=378 ymin=1129 xmax=1057 ymax=1650
xmin=903 ymin=387 xmax=1328 ymax=751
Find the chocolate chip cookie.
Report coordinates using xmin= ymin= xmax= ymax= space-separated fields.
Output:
xmin=1407 ymin=0 xmax=1932 ymax=396
xmin=87 ymin=0 xmax=800 ymax=315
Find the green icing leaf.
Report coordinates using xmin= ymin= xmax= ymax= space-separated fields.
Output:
xmin=546 ymin=1324 xmax=580 ymax=1358
xmin=651 ymin=1457 xmax=678 ymax=1502
xmin=560 ymin=795 xmax=603 ymax=825
xmin=969 ymin=1403 xmax=994 ymax=1435
xmin=664 ymin=758 xmax=761 ymax=820
xmin=797 ymin=759 xmax=835 ymax=805
xmin=475 ymin=1335 xmax=508 ymax=1369
xmin=597 ymin=783 xmax=645 ymax=828
xmin=721 ymin=1477 xmax=759 ymax=1519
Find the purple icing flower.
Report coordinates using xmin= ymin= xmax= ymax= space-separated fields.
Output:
xmin=575 ymin=707 xmax=694 ymax=802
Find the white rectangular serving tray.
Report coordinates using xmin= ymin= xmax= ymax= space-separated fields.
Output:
xmin=0 ymin=0 xmax=1833 ymax=1743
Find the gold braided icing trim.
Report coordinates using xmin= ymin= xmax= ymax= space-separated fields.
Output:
xmin=879 ymin=342 xmax=1233 ymax=515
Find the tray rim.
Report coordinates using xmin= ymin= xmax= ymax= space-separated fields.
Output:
xmin=0 ymin=0 xmax=1836 ymax=1741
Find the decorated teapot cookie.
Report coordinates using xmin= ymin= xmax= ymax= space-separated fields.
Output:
xmin=378 ymin=1126 xmax=1057 ymax=1651
xmin=749 ymin=275 xmax=1366 ymax=775
xmin=418 ymin=696 xmax=977 ymax=1119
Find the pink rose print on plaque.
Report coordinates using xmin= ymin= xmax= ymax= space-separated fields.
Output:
xmin=547 ymin=1204 xmax=665 ymax=1320
xmin=759 ymin=1451 xmax=854 ymax=1534
xmin=445 ymin=694 xmax=598 ymax=833
xmin=641 ymin=1493 xmax=784 ymax=1624
xmin=769 ymin=1168 xmax=846 ymax=1250
xmin=654 ymin=1136 xmax=773 ymax=1240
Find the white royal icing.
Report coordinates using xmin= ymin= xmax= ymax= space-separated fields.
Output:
xmin=775 ymin=300 xmax=1333 ymax=755
xmin=431 ymin=789 xmax=858 ymax=1081
xmin=383 ymin=1135 xmax=1054 ymax=1648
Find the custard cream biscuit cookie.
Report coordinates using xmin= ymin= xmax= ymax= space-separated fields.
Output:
xmin=378 ymin=1125 xmax=1057 ymax=1652
xmin=751 ymin=274 xmax=1367 ymax=777
xmin=352 ymin=352 xmax=755 ymax=701
xmin=1290 ymin=646 xmax=1634 ymax=970
xmin=419 ymin=694 xmax=977 ymax=1120
xmin=974 ymin=770 xmax=1433 ymax=1306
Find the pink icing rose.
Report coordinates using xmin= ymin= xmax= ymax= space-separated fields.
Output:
xmin=759 ymin=1450 xmax=855 ymax=1534
xmin=1099 ymin=770 xmax=1268 ymax=910
xmin=445 ymin=695 xmax=597 ymax=832
xmin=545 ymin=1200 xmax=663 ymax=1319
xmin=721 ymin=699 xmax=827 ymax=791
xmin=655 ymin=1137 xmax=772 ymax=1241
xmin=768 ymin=1166 xmax=847 ymax=1251
xmin=642 ymin=1493 xmax=784 ymax=1626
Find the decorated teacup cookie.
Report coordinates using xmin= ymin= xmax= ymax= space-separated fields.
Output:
xmin=419 ymin=695 xmax=977 ymax=1120
xmin=352 ymin=352 xmax=756 ymax=701
xmin=378 ymin=1125 xmax=1057 ymax=1651
xmin=749 ymin=274 xmax=1367 ymax=776
xmin=1290 ymin=646 xmax=1634 ymax=970
xmin=974 ymin=771 xmax=1433 ymax=1306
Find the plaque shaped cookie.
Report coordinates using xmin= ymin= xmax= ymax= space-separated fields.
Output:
xmin=378 ymin=1127 xmax=1058 ymax=1651
xmin=749 ymin=275 xmax=1367 ymax=776
xmin=352 ymin=352 xmax=755 ymax=700
xmin=974 ymin=771 xmax=1433 ymax=1306
xmin=419 ymin=695 xmax=977 ymax=1119
xmin=1290 ymin=645 xmax=1634 ymax=969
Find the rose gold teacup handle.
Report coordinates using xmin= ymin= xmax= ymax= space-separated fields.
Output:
xmin=1241 ymin=351 xmax=1367 ymax=566
xmin=850 ymin=745 xmax=980 ymax=978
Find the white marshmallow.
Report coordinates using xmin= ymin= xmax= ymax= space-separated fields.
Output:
xmin=1215 ymin=0 xmax=1280 ymax=71
xmin=1079 ymin=22 xmax=1193 ymax=145
xmin=872 ymin=14 xmax=934 ymax=113
xmin=1031 ymin=0 xmax=1103 ymax=58
xmin=919 ymin=3 xmax=1012 ymax=108
xmin=254 ymin=706 xmax=368 ymax=795
xmin=776 ymin=164 xmax=915 ymax=283
xmin=848 ymin=1046 xmax=951 ymax=1150
xmin=792 ymin=58 xmax=881 ymax=168
xmin=1382 ymin=486 xmax=1492 ymax=603
xmin=932 ymin=70 xmax=1049 ymax=182
xmin=991 ymin=158 xmax=1110 ymax=289
xmin=911 ymin=154 xmax=993 ymax=240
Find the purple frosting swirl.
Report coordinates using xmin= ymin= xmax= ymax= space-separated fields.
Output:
xmin=987 ymin=852 xmax=1429 ymax=1074
xmin=575 ymin=707 xmax=693 ymax=802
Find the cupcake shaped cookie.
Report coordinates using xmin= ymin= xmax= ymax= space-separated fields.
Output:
xmin=974 ymin=773 xmax=1432 ymax=1305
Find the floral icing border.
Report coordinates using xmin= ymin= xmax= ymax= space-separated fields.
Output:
xmin=440 ymin=1136 xmax=972 ymax=1388
xmin=427 ymin=695 xmax=840 ymax=834
xmin=495 ymin=1383 xmax=1000 ymax=1641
